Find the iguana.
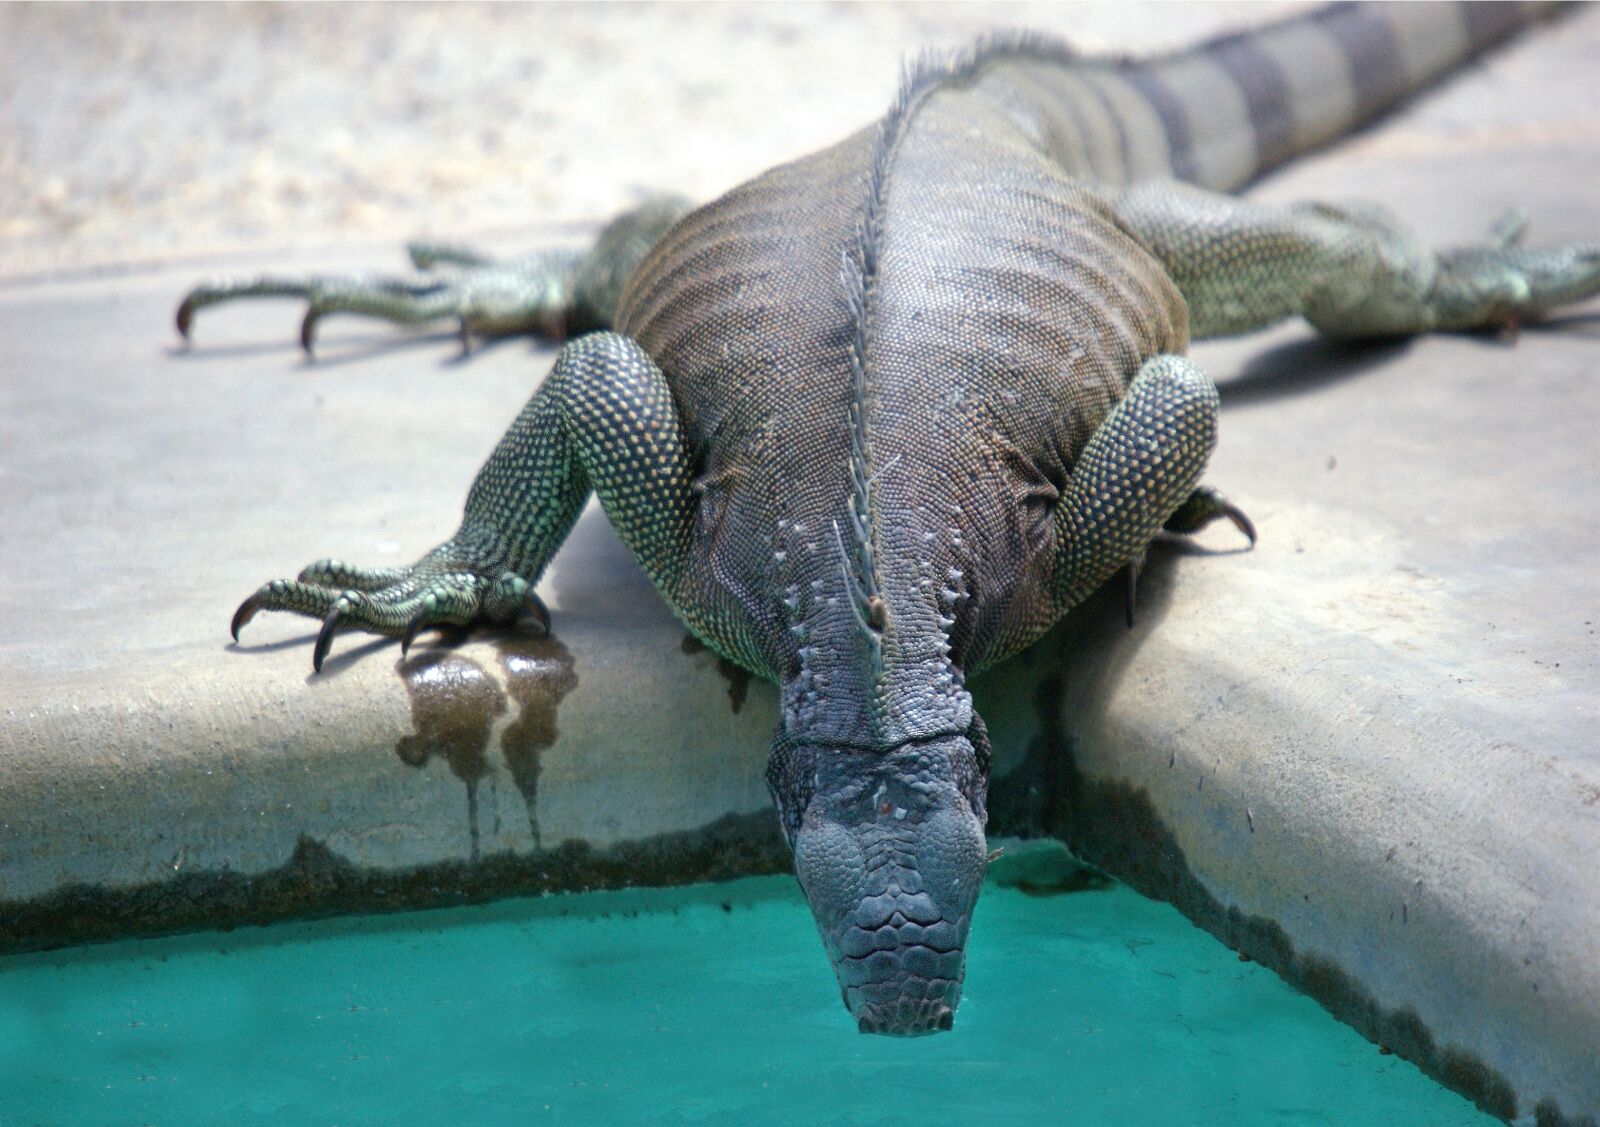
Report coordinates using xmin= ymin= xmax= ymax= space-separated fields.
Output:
xmin=178 ymin=2 xmax=1597 ymax=1035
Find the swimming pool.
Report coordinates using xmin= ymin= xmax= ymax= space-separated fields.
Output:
xmin=0 ymin=857 xmax=1491 ymax=1125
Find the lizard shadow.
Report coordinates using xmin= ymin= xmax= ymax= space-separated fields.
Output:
xmin=1057 ymin=540 xmax=1188 ymax=722
xmin=298 ymin=329 xmax=523 ymax=370
xmin=168 ymin=339 xmax=314 ymax=361
xmin=223 ymin=625 xmax=422 ymax=675
xmin=1215 ymin=312 xmax=1600 ymax=409
xmin=227 ymin=632 xmax=320 ymax=655
xmin=1532 ymin=308 xmax=1600 ymax=337
xmin=1215 ymin=335 xmax=1412 ymax=408
xmin=169 ymin=327 xmax=526 ymax=369
xmin=168 ymin=328 xmax=452 ymax=363
xmin=309 ymin=635 xmax=401 ymax=681
xmin=219 ymin=632 xmax=397 ymax=680
xmin=980 ymin=538 xmax=1188 ymax=839
xmin=311 ymin=620 xmax=548 ymax=680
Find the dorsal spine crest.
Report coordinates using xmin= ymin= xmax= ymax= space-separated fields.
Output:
xmin=837 ymin=32 xmax=1081 ymax=722
xmin=840 ymin=50 xmax=952 ymax=686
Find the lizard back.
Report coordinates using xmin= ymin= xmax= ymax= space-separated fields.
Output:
xmin=617 ymin=54 xmax=1185 ymax=747
xmin=613 ymin=2 xmax=1553 ymax=747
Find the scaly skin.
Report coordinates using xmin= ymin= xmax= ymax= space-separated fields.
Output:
xmin=180 ymin=4 xmax=1595 ymax=1035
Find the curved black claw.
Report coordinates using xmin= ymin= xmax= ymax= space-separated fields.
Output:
xmin=1125 ymin=554 xmax=1142 ymax=630
xmin=312 ymin=605 xmax=344 ymax=673
xmin=299 ymin=309 xmax=320 ymax=357
xmin=175 ymin=297 xmax=196 ymax=341
xmin=1163 ymin=486 xmax=1256 ymax=548
xmin=400 ymin=610 xmax=431 ymax=657
xmin=231 ymin=592 xmax=264 ymax=642
xmin=1224 ymin=501 xmax=1257 ymax=548
xmin=523 ymin=590 xmax=552 ymax=635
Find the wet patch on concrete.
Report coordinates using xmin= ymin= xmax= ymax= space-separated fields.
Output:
xmin=496 ymin=634 xmax=580 ymax=849
xmin=679 ymin=633 xmax=752 ymax=714
xmin=0 ymin=813 xmax=792 ymax=959
xmin=396 ymin=650 xmax=506 ymax=860
xmin=393 ymin=631 xmax=580 ymax=856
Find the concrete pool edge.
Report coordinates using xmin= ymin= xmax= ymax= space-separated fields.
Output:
xmin=4 ymin=605 xmax=1596 ymax=1127
xmin=1032 ymin=573 xmax=1600 ymax=1127
xmin=0 ymin=814 xmax=787 ymax=955
xmin=4 ymin=273 xmax=1598 ymax=1124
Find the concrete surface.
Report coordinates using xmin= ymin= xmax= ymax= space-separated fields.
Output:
xmin=1 ymin=4 xmax=1597 ymax=1124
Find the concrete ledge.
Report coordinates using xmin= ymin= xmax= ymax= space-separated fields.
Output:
xmin=5 ymin=267 xmax=1596 ymax=1126
xmin=1045 ymin=309 xmax=1600 ymax=1123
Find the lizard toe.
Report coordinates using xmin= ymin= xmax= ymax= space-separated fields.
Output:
xmin=1162 ymin=484 xmax=1256 ymax=547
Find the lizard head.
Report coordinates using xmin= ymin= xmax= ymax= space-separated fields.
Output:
xmin=766 ymin=725 xmax=990 ymax=1035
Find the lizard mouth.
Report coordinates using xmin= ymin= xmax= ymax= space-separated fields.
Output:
xmin=856 ymin=999 xmax=955 ymax=1035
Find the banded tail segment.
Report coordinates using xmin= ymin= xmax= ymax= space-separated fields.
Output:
xmin=1128 ymin=1 xmax=1557 ymax=190
xmin=968 ymin=2 xmax=1557 ymax=192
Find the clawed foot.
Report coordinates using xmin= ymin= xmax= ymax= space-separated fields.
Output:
xmin=1434 ymin=209 xmax=1600 ymax=334
xmin=1162 ymin=484 xmax=1257 ymax=545
xmin=231 ymin=551 xmax=549 ymax=672
xmin=1123 ymin=485 xmax=1255 ymax=628
xmin=1126 ymin=483 xmax=1248 ymax=630
xmin=175 ymin=246 xmax=582 ymax=357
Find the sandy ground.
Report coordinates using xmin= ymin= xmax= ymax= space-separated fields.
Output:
xmin=0 ymin=2 xmax=1322 ymax=280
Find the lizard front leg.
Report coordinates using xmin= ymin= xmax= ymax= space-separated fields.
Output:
xmin=1113 ymin=181 xmax=1600 ymax=340
xmin=233 ymin=331 xmax=696 ymax=670
xmin=1053 ymin=354 xmax=1246 ymax=620
xmin=176 ymin=195 xmax=692 ymax=353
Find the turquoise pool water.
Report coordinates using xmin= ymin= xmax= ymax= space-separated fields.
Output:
xmin=1 ymin=872 xmax=1490 ymax=1126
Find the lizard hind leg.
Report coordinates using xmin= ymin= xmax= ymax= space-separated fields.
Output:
xmin=175 ymin=195 xmax=693 ymax=354
xmin=1053 ymin=354 xmax=1250 ymax=620
xmin=174 ymin=252 xmax=582 ymax=357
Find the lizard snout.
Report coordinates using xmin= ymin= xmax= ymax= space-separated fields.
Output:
xmin=768 ymin=730 xmax=991 ymax=1035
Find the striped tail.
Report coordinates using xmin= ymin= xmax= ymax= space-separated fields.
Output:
xmin=971 ymin=2 xmax=1560 ymax=192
